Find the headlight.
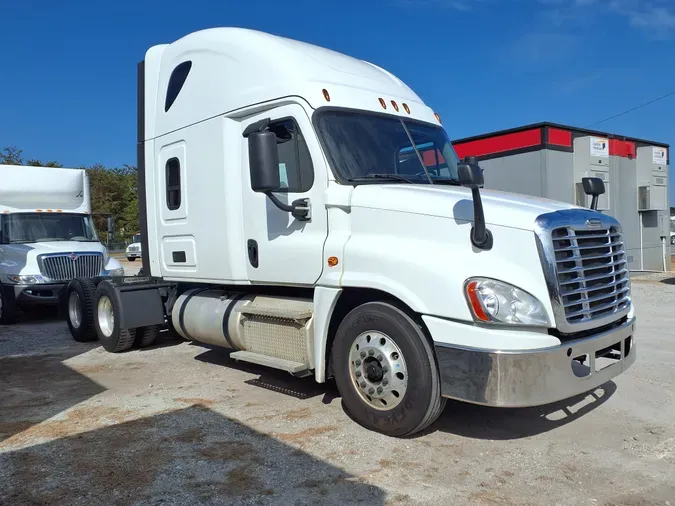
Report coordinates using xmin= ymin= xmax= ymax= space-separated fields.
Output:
xmin=464 ymin=278 xmax=550 ymax=327
xmin=7 ymin=274 xmax=46 ymax=284
xmin=109 ymin=267 xmax=125 ymax=277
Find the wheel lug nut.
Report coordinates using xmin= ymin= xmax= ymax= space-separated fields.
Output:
xmin=377 ymin=386 xmax=383 ymax=394
xmin=355 ymin=370 xmax=362 ymax=377
xmin=382 ymin=379 xmax=388 ymax=386
xmin=377 ymin=354 xmax=383 ymax=361
xmin=368 ymin=387 xmax=375 ymax=394
xmin=360 ymin=351 xmax=366 ymax=358
xmin=368 ymin=350 xmax=374 ymax=356
xmin=382 ymin=367 xmax=389 ymax=373
xmin=355 ymin=359 xmax=362 ymax=366
xmin=360 ymin=382 xmax=367 ymax=388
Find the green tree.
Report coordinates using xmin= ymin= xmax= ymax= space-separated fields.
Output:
xmin=0 ymin=146 xmax=24 ymax=165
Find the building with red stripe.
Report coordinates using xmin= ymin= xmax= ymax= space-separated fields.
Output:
xmin=451 ymin=123 xmax=671 ymax=272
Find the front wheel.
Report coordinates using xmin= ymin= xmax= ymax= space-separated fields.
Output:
xmin=331 ymin=301 xmax=446 ymax=437
xmin=127 ymin=257 xmax=137 ymax=262
xmin=0 ymin=283 xmax=18 ymax=325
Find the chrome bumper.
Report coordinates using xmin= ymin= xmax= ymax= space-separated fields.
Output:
xmin=434 ymin=317 xmax=636 ymax=408
xmin=14 ymin=283 xmax=66 ymax=306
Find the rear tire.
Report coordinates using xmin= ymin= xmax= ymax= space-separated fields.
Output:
xmin=0 ymin=283 xmax=18 ymax=325
xmin=65 ymin=278 xmax=98 ymax=342
xmin=93 ymin=281 xmax=136 ymax=353
xmin=331 ymin=301 xmax=446 ymax=438
xmin=135 ymin=325 xmax=160 ymax=348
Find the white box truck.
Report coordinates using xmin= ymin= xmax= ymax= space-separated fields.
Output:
xmin=125 ymin=233 xmax=142 ymax=261
xmin=63 ymin=28 xmax=636 ymax=437
xmin=0 ymin=164 xmax=124 ymax=325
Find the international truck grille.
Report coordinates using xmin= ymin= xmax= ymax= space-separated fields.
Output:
xmin=551 ymin=226 xmax=630 ymax=326
xmin=39 ymin=253 xmax=103 ymax=282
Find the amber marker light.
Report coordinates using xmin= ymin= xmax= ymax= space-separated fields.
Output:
xmin=434 ymin=112 xmax=442 ymax=123
xmin=322 ymin=89 xmax=331 ymax=102
xmin=378 ymin=98 xmax=387 ymax=109
xmin=466 ymin=281 xmax=490 ymax=322
xmin=391 ymin=100 xmax=399 ymax=112
xmin=328 ymin=256 xmax=339 ymax=267
xmin=403 ymin=103 xmax=410 ymax=114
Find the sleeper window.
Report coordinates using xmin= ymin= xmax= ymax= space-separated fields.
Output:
xmin=165 ymin=61 xmax=192 ymax=112
xmin=166 ymin=158 xmax=181 ymax=210
xmin=266 ymin=119 xmax=314 ymax=193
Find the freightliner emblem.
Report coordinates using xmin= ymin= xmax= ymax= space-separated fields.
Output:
xmin=585 ymin=219 xmax=602 ymax=229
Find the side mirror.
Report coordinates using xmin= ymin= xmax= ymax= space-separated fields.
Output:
xmin=458 ymin=156 xmax=492 ymax=250
xmin=582 ymin=177 xmax=605 ymax=211
xmin=246 ymin=128 xmax=311 ymax=221
xmin=458 ymin=156 xmax=484 ymax=189
xmin=248 ymin=131 xmax=280 ymax=193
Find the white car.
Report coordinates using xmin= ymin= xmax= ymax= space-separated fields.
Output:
xmin=126 ymin=234 xmax=142 ymax=261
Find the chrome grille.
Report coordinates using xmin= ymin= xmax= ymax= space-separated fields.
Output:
xmin=552 ymin=226 xmax=630 ymax=324
xmin=39 ymin=253 xmax=104 ymax=281
xmin=535 ymin=210 xmax=632 ymax=334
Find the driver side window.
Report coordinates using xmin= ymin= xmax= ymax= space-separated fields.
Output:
xmin=266 ymin=118 xmax=314 ymax=193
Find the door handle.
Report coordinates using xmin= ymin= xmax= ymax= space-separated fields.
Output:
xmin=247 ymin=240 xmax=259 ymax=268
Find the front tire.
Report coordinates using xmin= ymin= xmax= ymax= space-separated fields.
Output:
xmin=65 ymin=278 xmax=98 ymax=342
xmin=127 ymin=257 xmax=136 ymax=262
xmin=93 ymin=281 xmax=136 ymax=353
xmin=331 ymin=301 xmax=446 ymax=437
xmin=0 ymin=283 xmax=18 ymax=325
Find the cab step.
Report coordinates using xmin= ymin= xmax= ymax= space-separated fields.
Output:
xmin=229 ymin=350 xmax=309 ymax=375
xmin=239 ymin=296 xmax=313 ymax=322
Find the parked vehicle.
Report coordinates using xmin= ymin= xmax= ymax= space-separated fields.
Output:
xmin=126 ymin=233 xmax=142 ymax=261
xmin=64 ymin=28 xmax=636 ymax=437
xmin=0 ymin=164 xmax=124 ymax=324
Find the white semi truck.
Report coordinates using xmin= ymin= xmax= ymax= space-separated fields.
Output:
xmin=63 ymin=28 xmax=636 ymax=437
xmin=0 ymin=164 xmax=124 ymax=325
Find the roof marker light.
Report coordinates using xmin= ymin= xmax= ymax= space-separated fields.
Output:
xmin=391 ymin=100 xmax=399 ymax=112
xmin=322 ymin=89 xmax=331 ymax=102
xmin=434 ymin=112 xmax=442 ymax=123
xmin=403 ymin=103 xmax=410 ymax=114
xmin=379 ymin=98 xmax=387 ymax=109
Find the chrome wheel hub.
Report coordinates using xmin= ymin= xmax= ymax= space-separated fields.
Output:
xmin=68 ymin=292 xmax=82 ymax=329
xmin=97 ymin=295 xmax=115 ymax=338
xmin=349 ymin=331 xmax=408 ymax=410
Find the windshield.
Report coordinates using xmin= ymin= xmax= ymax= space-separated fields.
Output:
xmin=315 ymin=110 xmax=461 ymax=184
xmin=132 ymin=234 xmax=141 ymax=243
xmin=1 ymin=213 xmax=99 ymax=244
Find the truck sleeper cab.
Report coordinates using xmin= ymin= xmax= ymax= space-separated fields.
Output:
xmin=64 ymin=28 xmax=636 ymax=437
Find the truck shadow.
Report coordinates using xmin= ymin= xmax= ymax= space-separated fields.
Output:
xmin=0 ymin=405 xmax=386 ymax=505
xmin=193 ymin=348 xmax=340 ymax=404
xmin=428 ymin=381 xmax=617 ymax=440
xmin=194 ymin=348 xmax=616 ymax=441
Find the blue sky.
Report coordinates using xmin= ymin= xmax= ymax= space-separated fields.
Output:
xmin=1 ymin=0 xmax=674 ymax=199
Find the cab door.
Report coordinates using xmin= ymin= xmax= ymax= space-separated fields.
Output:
xmin=241 ymin=104 xmax=328 ymax=285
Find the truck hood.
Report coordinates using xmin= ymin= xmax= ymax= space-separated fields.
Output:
xmin=349 ymin=184 xmax=582 ymax=231
xmin=0 ymin=241 xmax=107 ymax=276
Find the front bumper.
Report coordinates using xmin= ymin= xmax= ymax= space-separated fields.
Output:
xmin=14 ymin=283 xmax=67 ymax=306
xmin=126 ymin=251 xmax=141 ymax=258
xmin=432 ymin=317 xmax=636 ymax=408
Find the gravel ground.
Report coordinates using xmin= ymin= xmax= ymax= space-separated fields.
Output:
xmin=1 ymin=268 xmax=674 ymax=505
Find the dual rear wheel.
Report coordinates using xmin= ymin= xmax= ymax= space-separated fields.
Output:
xmin=65 ymin=278 xmax=160 ymax=352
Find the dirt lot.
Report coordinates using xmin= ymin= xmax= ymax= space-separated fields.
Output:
xmin=1 ymin=266 xmax=674 ymax=505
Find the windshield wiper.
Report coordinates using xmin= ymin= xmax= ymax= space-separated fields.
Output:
xmin=347 ymin=174 xmax=414 ymax=184
xmin=431 ymin=178 xmax=461 ymax=186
